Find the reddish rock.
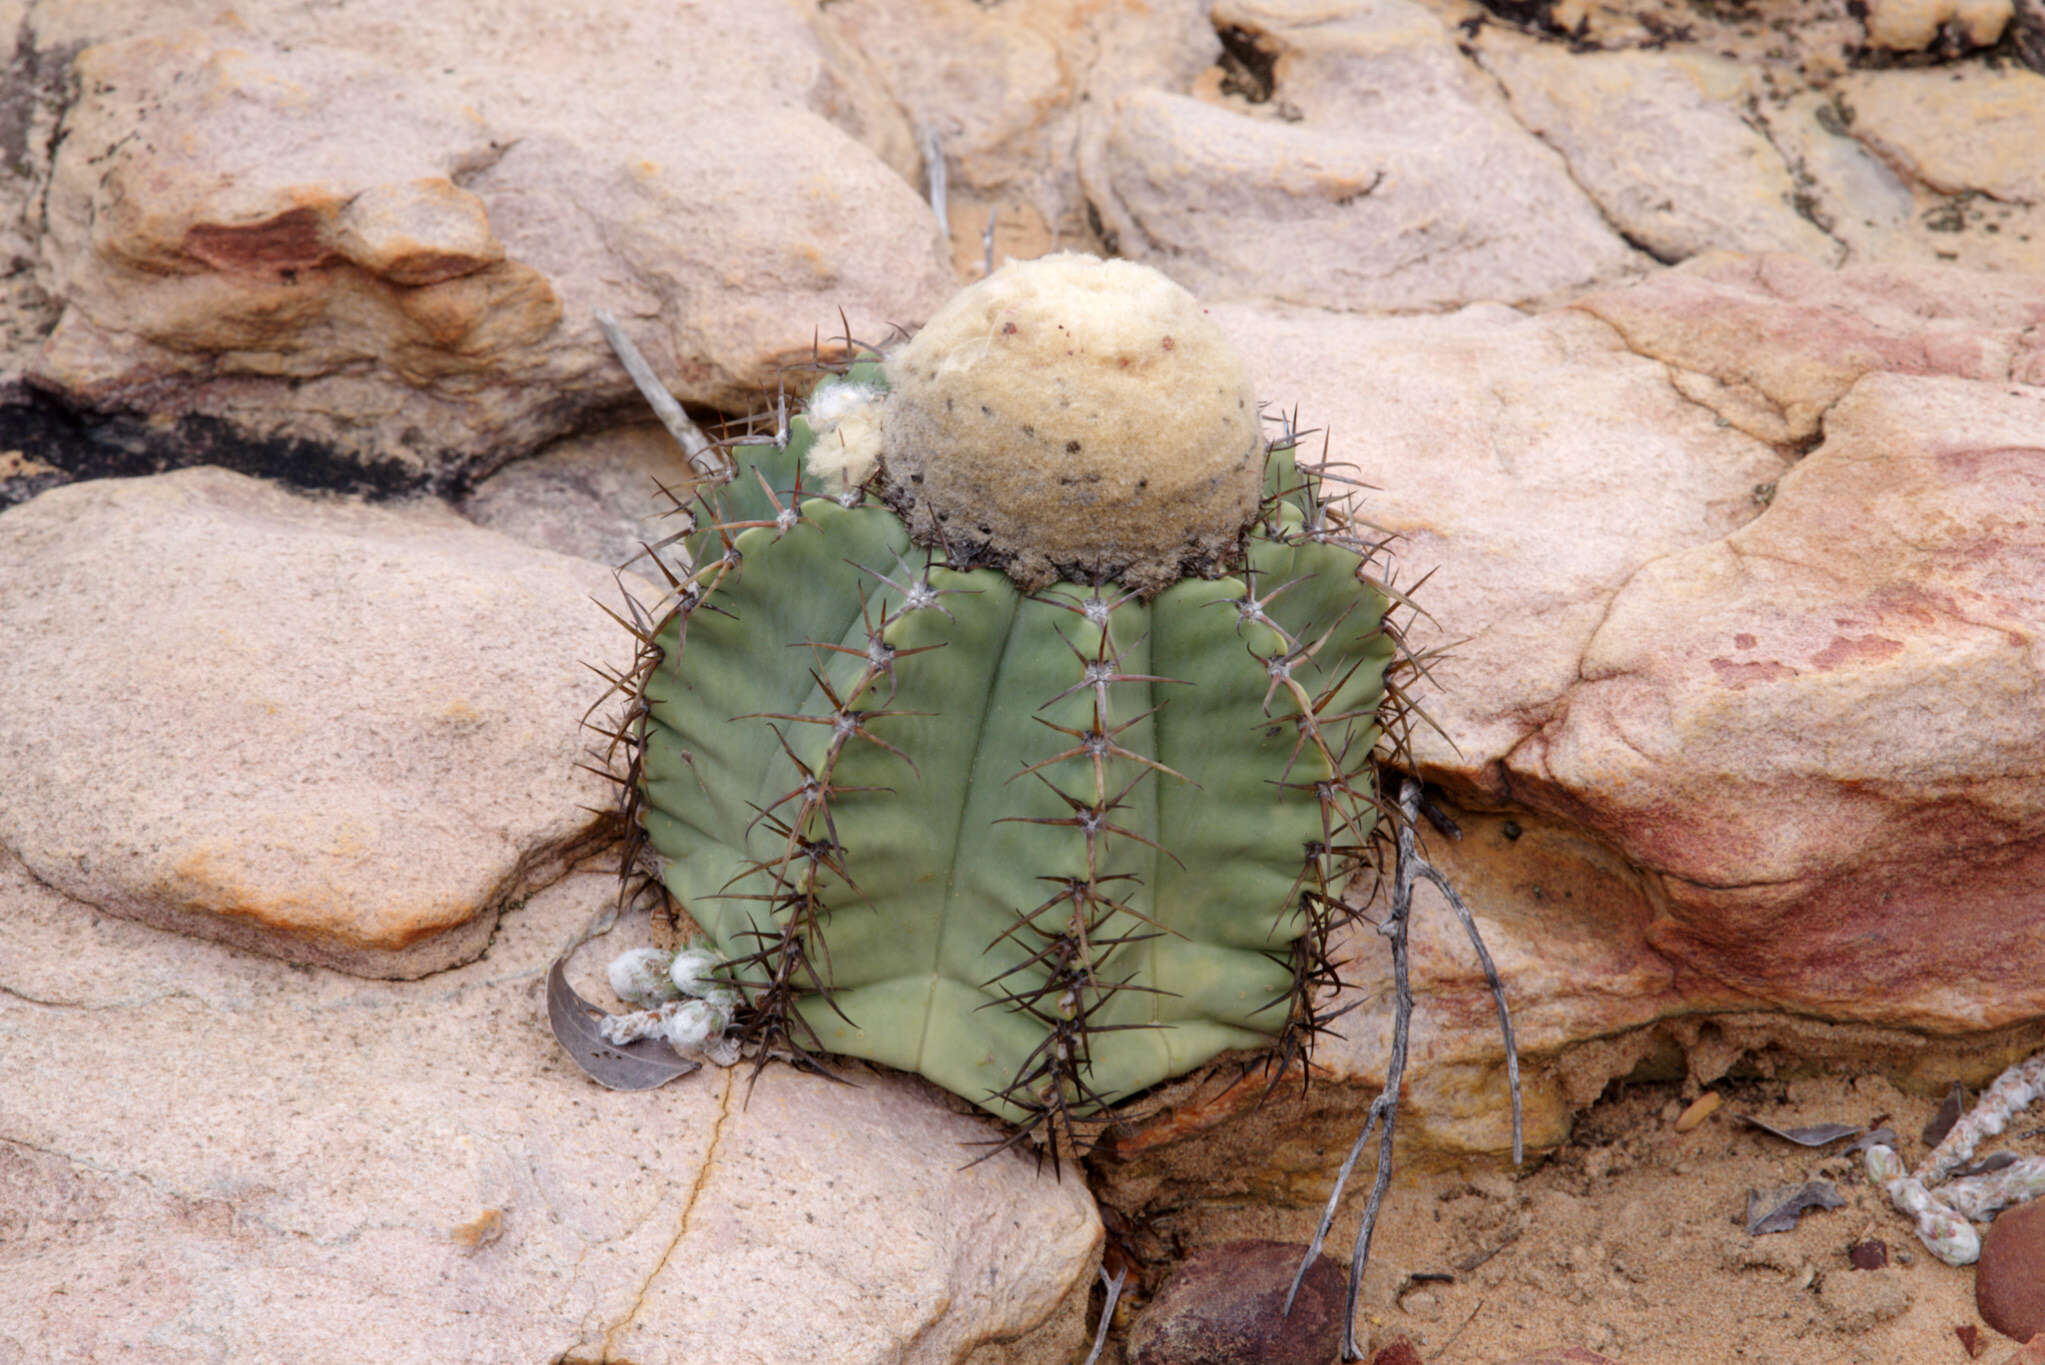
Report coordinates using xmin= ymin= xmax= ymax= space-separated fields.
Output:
xmin=1368 ymin=1337 xmax=1423 ymax=1365
xmin=1130 ymin=1240 xmax=1346 ymax=1365
xmin=1979 ymin=1201 xmax=2045 ymax=1343
xmin=1990 ymin=1334 xmax=2045 ymax=1365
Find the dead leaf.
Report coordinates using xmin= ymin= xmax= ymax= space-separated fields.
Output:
xmin=1924 ymin=1082 xmax=1967 ymax=1147
xmin=1951 ymin=1152 xmax=2022 ymax=1180
xmin=1745 ymin=1181 xmax=1846 ymax=1235
xmin=1735 ymin=1114 xmax=1861 ymax=1147
xmin=547 ymin=956 xmax=699 ymax=1091
xmin=1843 ymin=1127 xmax=1899 ymax=1156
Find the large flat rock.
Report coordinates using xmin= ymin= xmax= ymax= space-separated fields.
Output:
xmin=0 ymin=467 xmax=631 ymax=976
xmin=0 ymin=854 xmax=1100 ymax=1364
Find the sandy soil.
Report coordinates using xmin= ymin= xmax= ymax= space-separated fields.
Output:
xmin=1089 ymin=1068 xmax=2042 ymax=1364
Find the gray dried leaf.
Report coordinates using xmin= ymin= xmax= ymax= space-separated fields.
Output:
xmin=1746 ymin=1181 xmax=1846 ymax=1235
xmin=547 ymin=956 xmax=699 ymax=1091
xmin=1844 ymin=1127 xmax=1900 ymax=1156
xmin=1951 ymin=1151 xmax=2022 ymax=1180
xmin=1923 ymin=1082 xmax=1967 ymax=1147
xmin=1736 ymin=1114 xmax=1862 ymax=1147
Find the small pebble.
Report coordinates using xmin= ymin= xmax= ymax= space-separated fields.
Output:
xmin=1848 ymin=1239 xmax=1889 ymax=1270
xmin=1977 ymin=1200 xmax=2045 ymax=1342
xmin=1129 ymin=1239 xmax=1344 ymax=1365
xmin=1675 ymin=1092 xmax=1723 ymax=1132
xmin=1367 ymin=1337 xmax=1423 ymax=1365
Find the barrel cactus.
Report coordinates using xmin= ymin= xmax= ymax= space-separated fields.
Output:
xmin=596 ymin=254 xmax=1422 ymax=1152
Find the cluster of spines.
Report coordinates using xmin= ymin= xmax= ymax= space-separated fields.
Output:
xmin=718 ymin=550 xmax=959 ymax=1071
xmin=587 ymin=373 xmax=1439 ymax=1150
xmin=978 ymin=583 xmax=1186 ymax=1162
xmin=1234 ymin=415 xmax=1439 ymax=1101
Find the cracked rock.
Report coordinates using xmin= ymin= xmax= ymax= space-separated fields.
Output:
xmin=1477 ymin=39 xmax=1841 ymax=266
xmin=25 ymin=24 xmax=952 ymax=489
xmin=1082 ymin=0 xmax=1641 ymax=310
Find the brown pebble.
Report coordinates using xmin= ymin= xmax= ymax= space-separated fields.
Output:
xmin=1978 ymin=1201 xmax=2045 ymax=1342
xmin=1849 ymin=1238 xmax=1889 ymax=1270
xmin=1956 ymin=1323 xmax=1982 ymax=1358
xmin=1129 ymin=1239 xmax=1345 ymax=1365
xmin=1367 ymin=1337 xmax=1423 ymax=1365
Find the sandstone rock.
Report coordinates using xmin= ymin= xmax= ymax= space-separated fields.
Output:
xmin=1837 ymin=68 xmax=2045 ymax=206
xmin=1214 ymin=296 xmax=1788 ymax=784
xmin=1128 ymin=1239 xmax=1345 ymax=1365
xmin=1746 ymin=72 xmax=2045 ymax=277
xmin=1476 ymin=40 xmax=1839 ymax=265
xmin=0 ymin=467 xmax=636 ymax=976
xmin=1515 ymin=371 xmax=2045 ymax=1027
xmin=1977 ymin=1199 xmax=2045 ymax=1343
xmin=1082 ymin=0 xmax=1641 ymax=310
xmin=1860 ymin=0 xmax=2012 ymax=50
xmin=740 ymin=0 xmax=1220 ymax=256
xmin=1752 ymin=92 xmax=1919 ymax=260
xmin=28 ymin=25 xmax=952 ymax=488
xmin=460 ymin=421 xmax=701 ymax=572
xmin=1572 ymin=252 xmax=2045 ymax=444
xmin=0 ymin=854 xmax=1101 ymax=1364
xmin=1103 ymin=258 xmax=2045 ymax=1157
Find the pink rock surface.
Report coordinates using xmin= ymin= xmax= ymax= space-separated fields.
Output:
xmin=1572 ymin=252 xmax=2045 ymax=443
xmin=1517 ymin=371 xmax=2045 ymax=1026
xmin=1193 ymin=257 xmax=2045 ymax=1150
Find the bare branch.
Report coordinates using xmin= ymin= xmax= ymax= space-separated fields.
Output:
xmin=595 ymin=309 xmax=729 ymax=479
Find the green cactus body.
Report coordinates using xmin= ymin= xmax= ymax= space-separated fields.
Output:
xmin=628 ymin=358 xmax=1400 ymax=1138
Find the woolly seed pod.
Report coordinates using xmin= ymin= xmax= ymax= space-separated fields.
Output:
xmin=602 ymin=256 xmax=1421 ymax=1152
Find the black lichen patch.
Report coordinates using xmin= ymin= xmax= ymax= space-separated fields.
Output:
xmin=0 ymin=381 xmax=443 ymax=511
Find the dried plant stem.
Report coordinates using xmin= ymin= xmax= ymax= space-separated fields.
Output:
xmin=1286 ymin=777 xmax=1523 ymax=1361
xmin=1868 ymin=1048 xmax=2045 ymax=1264
xmin=1081 ymin=1264 xmax=1126 ymax=1365
xmin=594 ymin=309 xmax=726 ymax=479
xmin=922 ymin=126 xmax=948 ymax=230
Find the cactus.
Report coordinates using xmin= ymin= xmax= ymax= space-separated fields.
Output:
xmin=592 ymin=255 xmax=1429 ymax=1154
